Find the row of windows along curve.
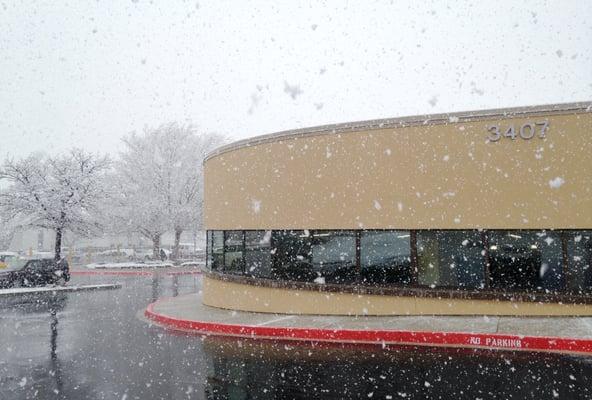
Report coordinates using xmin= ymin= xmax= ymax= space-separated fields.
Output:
xmin=206 ymin=229 xmax=592 ymax=295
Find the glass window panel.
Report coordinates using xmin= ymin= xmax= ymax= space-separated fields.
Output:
xmin=417 ymin=231 xmax=486 ymax=289
xmin=212 ymin=231 xmax=224 ymax=254
xmin=567 ymin=231 xmax=592 ymax=293
xmin=206 ymin=230 xmax=212 ymax=269
xmin=360 ymin=231 xmax=412 ymax=284
xmin=245 ymin=250 xmax=271 ymax=278
xmin=212 ymin=254 xmax=224 ymax=271
xmin=488 ymin=230 xmax=563 ymax=292
xmin=440 ymin=231 xmax=485 ymax=289
xmin=312 ymin=231 xmax=356 ymax=284
xmin=417 ymin=231 xmax=439 ymax=287
xmin=224 ymin=251 xmax=244 ymax=274
xmin=211 ymin=231 xmax=224 ymax=270
xmin=245 ymin=230 xmax=272 ymax=278
xmin=271 ymin=230 xmax=313 ymax=282
xmin=225 ymin=231 xmax=243 ymax=247
xmin=245 ymin=230 xmax=271 ymax=248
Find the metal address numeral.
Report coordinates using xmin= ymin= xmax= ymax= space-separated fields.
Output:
xmin=486 ymin=125 xmax=501 ymax=142
xmin=519 ymin=123 xmax=535 ymax=139
xmin=486 ymin=121 xmax=549 ymax=142
xmin=536 ymin=121 xmax=549 ymax=138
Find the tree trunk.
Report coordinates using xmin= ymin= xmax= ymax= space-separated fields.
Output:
xmin=54 ymin=227 xmax=62 ymax=261
xmin=172 ymin=227 xmax=183 ymax=260
xmin=152 ymin=234 xmax=161 ymax=259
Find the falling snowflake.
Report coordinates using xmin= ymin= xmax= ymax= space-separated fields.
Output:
xmin=251 ymin=199 xmax=261 ymax=214
xmin=548 ymin=177 xmax=565 ymax=189
xmin=283 ymin=81 xmax=303 ymax=99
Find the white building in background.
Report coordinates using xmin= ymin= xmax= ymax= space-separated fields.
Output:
xmin=7 ymin=228 xmax=206 ymax=256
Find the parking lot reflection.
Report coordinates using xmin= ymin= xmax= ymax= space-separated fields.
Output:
xmin=2 ymin=276 xmax=592 ymax=399
xmin=202 ymin=337 xmax=592 ymax=399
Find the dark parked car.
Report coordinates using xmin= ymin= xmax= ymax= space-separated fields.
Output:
xmin=0 ymin=258 xmax=70 ymax=288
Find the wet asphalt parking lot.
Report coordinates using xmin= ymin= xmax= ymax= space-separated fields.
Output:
xmin=1 ymin=274 xmax=592 ymax=399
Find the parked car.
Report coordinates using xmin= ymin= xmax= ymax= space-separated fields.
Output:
xmin=0 ymin=258 xmax=70 ymax=288
xmin=0 ymin=252 xmax=19 ymax=270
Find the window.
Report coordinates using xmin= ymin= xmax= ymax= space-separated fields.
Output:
xmin=245 ymin=230 xmax=272 ymax=278
xmin=211 ymin=231 xmax=224 ymax=270
xmin=271 ymin=230 xmax=313 ymax=282
xmin=488 ymin=231 xmax=563 ymax=292
xmin=417 ymin=231 xmax=486 ymax=289
xmin=224 ymin=231 xmax=244 ymax=274
xmin=206 ymin=230 xmax=212 ymax=269
xmin=209 ymin=229 xmax=586 ymax=297
xmin=311 ymin=231 xmax=356 ymax=284
xmin=360 ymin=231 xmax=412 ymax=284
xmin=567 ymin=231 xmax=592 ymax=293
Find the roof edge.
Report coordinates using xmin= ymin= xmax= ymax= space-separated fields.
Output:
xmin=204 ymin=101 xmax=592 ymax=162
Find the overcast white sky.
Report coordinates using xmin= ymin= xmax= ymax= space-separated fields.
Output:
xmin=1 ymin=1 xmax=591 ymax=158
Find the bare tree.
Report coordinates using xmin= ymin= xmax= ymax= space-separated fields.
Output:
xmin=112 ymin=123 xmax=225 ymax=259
xmin=0 ymin=149 xmax=111 ymax=260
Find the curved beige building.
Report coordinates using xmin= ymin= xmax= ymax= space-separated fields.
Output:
xmin=203 ymin=102 xmax=592 ymax=316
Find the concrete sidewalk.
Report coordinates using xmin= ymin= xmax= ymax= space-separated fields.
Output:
xmin=145 ymin=293 xmax=592 ymax=355
xmin=0 ymin=283 xmax=122 ymax=297
xmin=149 ymin=293 xmax=592 ymax=339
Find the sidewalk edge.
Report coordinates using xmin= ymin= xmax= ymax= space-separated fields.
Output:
xmin=144 ymin=298 xmax=592 ymax=356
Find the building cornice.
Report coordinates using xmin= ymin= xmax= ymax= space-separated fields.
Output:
xmin=204 ymin=101 xmax=592 ymax=163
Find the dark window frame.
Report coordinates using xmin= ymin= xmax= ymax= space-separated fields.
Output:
xmin=206 ymin=228 xmax=588 ymax=297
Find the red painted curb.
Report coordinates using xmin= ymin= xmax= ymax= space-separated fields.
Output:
xmin=144 ymin=299 xmax=592 ymax=356
xmin=71 ymin=270 xmax=202 ymax=277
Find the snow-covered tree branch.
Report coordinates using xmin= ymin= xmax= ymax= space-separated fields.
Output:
xmin=111 ymin=123 xmax=225 ymax=259
xmin=0 ymin=149 xmax=111 ymax=260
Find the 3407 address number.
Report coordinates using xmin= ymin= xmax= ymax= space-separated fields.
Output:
xmin=486 ymin=121 xmax=549 ymax=142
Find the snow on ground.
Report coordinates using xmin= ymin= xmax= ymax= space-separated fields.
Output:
xmin=179 ymin=261 xmax=204 ymax=267
xmin=0 ymin=284 xmax=121 ymax=296
xmin=86 ymin=261 xmax=175 ymax=269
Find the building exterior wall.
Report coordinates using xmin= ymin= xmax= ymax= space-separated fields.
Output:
xmin=204 ymin=105 xmax=592 ymax=230
xmin=203 ymin=275 xmax=592 ymax=316
xmin=202 ymin=103 xmax=592 ymax=316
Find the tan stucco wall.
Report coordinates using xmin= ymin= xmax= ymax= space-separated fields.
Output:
xmin=204 ymin=109 xmax=592 ymax=230
xmin=202 ymin=276 xmax=592 ymax=316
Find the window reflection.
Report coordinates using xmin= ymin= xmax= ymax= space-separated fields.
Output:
xmin=206 ymin=230 xmax=212 ymax=268
xmin=488 ymin=231 xmax=563 ymax=292
xmin=223 ymin=231 xmax=244 ymax=274
xmin=567 ymin=231 xmax=592 ymax=293
xmin=311 ymin=231 xmax=356 ymax=284
xmin=245 ymin=231 xmax=272 ymax=277
xmin=211 ymin=231 xmax=224 ymax=270
xmin=205 ymin=229 xmax=586 ymax=296
xmin=272 ymin=230 xmax=313 ymax=281
xmin=360 ymin=231 xmax=411 ymax=284
xmin=417 ymin=231 xmax=486 ymax=289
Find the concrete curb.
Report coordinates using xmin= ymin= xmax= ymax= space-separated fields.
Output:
xmin=71 ymin=270 xmax=202 ymax=277
xmin=0 ymin=283 xmax=122 ymax=297
xmin=144 ymin=298 xmax=592 ymax=356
